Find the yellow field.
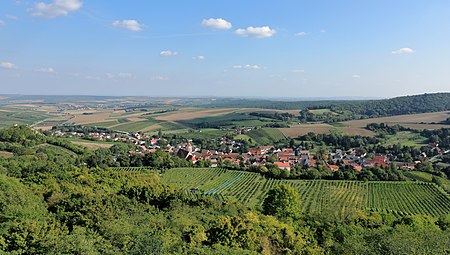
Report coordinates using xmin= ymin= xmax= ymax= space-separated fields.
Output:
xmin=279 ymin=124 xmax=335 ymax=137
xmin=154 ymin=108 xmax=239 ymax=121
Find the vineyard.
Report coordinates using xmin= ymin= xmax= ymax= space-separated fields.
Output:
xmin=110 ymin=166 xmax=151 ymax=172
xmin=161 ymin=168 xmax=450 ymax=217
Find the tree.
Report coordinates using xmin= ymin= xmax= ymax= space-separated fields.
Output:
xmin=262 ymin=184 xmax=300 ymax=219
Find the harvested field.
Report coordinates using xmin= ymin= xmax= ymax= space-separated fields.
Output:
xmin=141 ymin=124 xmax=164 ymax=132
xmin=70 ymin=111 xmax=114 ymax=124
xmin=341 ymin=111 xmax=450 ymax=129
xmin=279 ymin=124 xmax=334 ymax=137
xmin=340 ymin=127 xmax=375 ymax=136
xmin=155 ymin=108 xmax=240 ymax=121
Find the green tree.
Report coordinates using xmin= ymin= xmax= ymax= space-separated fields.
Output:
xmin=262 ymin=185 xmax=300 ymax=219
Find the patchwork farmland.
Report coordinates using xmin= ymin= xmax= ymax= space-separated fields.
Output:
xmin=161 ymin=168 xmax=450 ymax=218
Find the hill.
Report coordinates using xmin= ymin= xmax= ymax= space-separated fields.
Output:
xmin=204 ymin=93 xmax=450 ymax=118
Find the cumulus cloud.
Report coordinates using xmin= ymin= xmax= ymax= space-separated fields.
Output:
xmin=201 ymin=18 xmax=232 ymax=30
xmin=235 ymin=26 xmax=276 ymax=38
xmin=112 ymin=20 xmax=143 ymax=32
xmin=0 ymin=62 xmax=16 ymax=69
xmin=160 ymin=50 xmax=178 ymax=57
xmin=295 ymin=32 xmax=306 ymax=36
xmin=192 ymin=55 xmax=206 ymax=61
xmin=35 ymin=67 xmax=56 ymax=73
xmin=233 ymin=64 xmax=260 ymax=70
xmin=151 ymin=76 xmax=169 ymax=81
xmin=391 ymin=47 xmax=415 ymax=55
xmin=32 ymin=0 xmax=83 ymax=18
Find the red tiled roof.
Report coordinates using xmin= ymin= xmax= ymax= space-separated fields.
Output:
xmin=274 ymin=162 xmax=290 ymax=168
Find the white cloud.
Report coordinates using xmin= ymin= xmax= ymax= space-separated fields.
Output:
xmin=295 ymin=32 xmax=306 ymax=36
xmin=35 ymin=67 xmax=56 ymax=73
xmin=0 ymin=62 xmax=16 ymax=69
xmin=0 ymin=20 xmax=5 ymax=26
xmin=192 ymin=55 xmax=206 ymax=61
xmin=112 ymin=20 xmax=143 ymax=32
xmin=391 ymin=47 xmax=415 ymax=55
xmin=233 ymin=64 xmax=260 ymax=70
xmin=201 ymin=18 xmax=232 ymax=30
xmin=106 ymin=72 xmax=134 ymax=79
xmin=320 ymin=29 xmax=326 ymax=33
xmin=32 ymin=0 xmax=83 ymax=18
xmin=160 ymin=50 xmax=178 ymax=57
xmin=291 ymin=69 xmax=305 ymax=73
xmin=151 ymin=76 xmax=169 ymax=81
xmin=352 ymin=74 xmax=361 ymax=79
xmin=235 ymin=26 xmax=276 ymax=38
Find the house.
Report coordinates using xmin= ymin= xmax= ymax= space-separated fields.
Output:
xmin=328 ymin=165 xmax=340 ymax=172
xmin=274 ymin=161 xmax=290 ymax=171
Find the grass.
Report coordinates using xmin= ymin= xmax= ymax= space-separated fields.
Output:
xmin=310 ymin=108 xmax=333 ymax=114
xmin=384 ymin=131 xmax=427 ymax=147
xmin=112 ymin=119 xmax=162 ymax=132
xmin=405 ymin=171 xmax=434 ymax=182
xmin=246 ymin=128 xmax=286 ymax=145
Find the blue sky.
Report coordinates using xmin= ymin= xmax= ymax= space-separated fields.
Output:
xmin=1 ymin=0 xmax=449 ymax=98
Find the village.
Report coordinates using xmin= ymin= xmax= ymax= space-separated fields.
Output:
xmin=51 ymin=126 xmax=445 ymax=173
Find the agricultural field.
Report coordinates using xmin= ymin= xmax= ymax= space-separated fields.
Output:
xmin=110 ymin=166 xmax=151 ymax=172
xmin=340 ymin=111 xmax=450 ymax=130
xmin=280 ymin=123 xmax=333 ymax=137
xmin=0 ymin=106 xmax=53 ymax=129
xmin=246 ymin=128 xmax=286 ymax=145
xmin=279 ymin=111 xmax=450 ymax=138
xmin=71 ymin=141 xmax=114 ymax=150
xmin=384 ymin=131 xmax=428 ymax=147
xmin=161 ymin=168 xmax=450 ymax=217
xmin=279 ymin=124 xmax=337 ymax=137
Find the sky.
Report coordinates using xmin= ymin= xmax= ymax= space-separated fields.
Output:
xmin=0 ymin=0 xmax=450 ymax=98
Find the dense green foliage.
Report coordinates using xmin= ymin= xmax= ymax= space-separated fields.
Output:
xmin=0 ymin=125 xmax=449 ymax=254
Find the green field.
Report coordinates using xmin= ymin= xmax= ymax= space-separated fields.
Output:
xmin=0 ymin=110 xmax=51 ymax=129
xmin=384 ymin=131 xmax=428 ymax=147
xmin=112 ymin=119 xmax=161 ymax=132
xmin=309 ymin=108 xmax=334 ymax=114
xmin=161 ymin=168 xmax=450 ymax=217
xmin=246 ymin=128 xmax=286 ymax=145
